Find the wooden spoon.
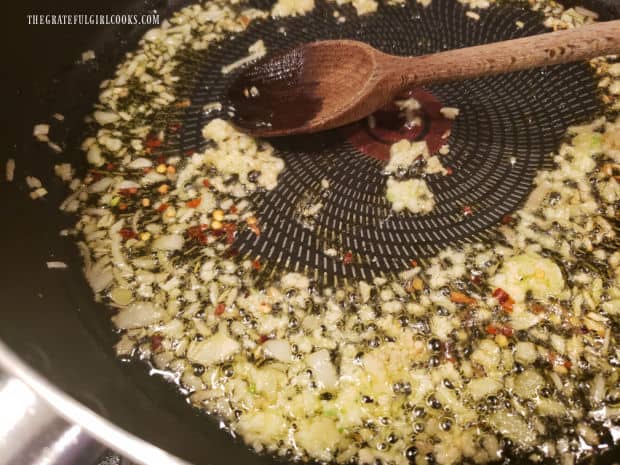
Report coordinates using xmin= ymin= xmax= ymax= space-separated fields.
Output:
xmin=227 ymin=20 xmax=620 ymax=137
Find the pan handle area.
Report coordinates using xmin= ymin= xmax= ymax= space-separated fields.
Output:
xmin=0 ymin=370 xmax=106 ymax=465
xmin=0 ymin=341 xmax=190 ymax=465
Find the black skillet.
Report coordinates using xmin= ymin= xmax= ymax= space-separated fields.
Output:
xmin=1 ymin=0 xmax=620 ymax=464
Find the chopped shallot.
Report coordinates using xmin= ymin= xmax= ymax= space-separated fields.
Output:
xmin=47 ymin=261 xmax=68 ymax=269
xmin=5 ymin=159 xmax=15 ymax=182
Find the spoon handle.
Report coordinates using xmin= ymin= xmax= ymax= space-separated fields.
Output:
xmin=385 ymin=19 xmax=620 ymax=90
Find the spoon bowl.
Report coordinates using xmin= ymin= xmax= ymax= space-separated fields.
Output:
xmin=228 ymin=40 xmax=382 ymax=137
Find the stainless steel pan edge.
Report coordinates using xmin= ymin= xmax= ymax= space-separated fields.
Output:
xmin=0 ymin=341 xmax=189 ymax=465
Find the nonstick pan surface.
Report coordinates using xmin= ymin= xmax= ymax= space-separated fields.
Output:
xmin=153 ymin=0 xmax=602 ymax=284
xmin=1 ymin=0 xmax=620 ymax=464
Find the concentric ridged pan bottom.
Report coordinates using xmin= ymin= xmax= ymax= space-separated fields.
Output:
xmin=162 ymin=0 xmax=600 ymax=285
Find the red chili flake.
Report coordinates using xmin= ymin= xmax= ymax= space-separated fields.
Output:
xmin=185 ymin=149 xmax=194 ymax=156
xmin=224 ymin=248 xmax=240 ymax=258
xmin=230 ymin=205 xmax=238 ymax=214
xmin=156 ymin=155 xmax=167 ymax=165
xmin=187 ymin=225 xmax=208 ymax=239
xmin=252 ymin=259 xmax=261 ymax=270
xmin=470 ymin=274 xmax=482 ymax=285
xmin=106 ymin=163 xmax=115 ymax=171
xmin=151 ymin=334 xmax=164 ymax=351
xmin=146 ymin=133 xmax=163 ymax=149
xmin=187 ymin=225 xmax=209 ymax=245
xmin=502 ymin=300 xmax=514 ymax=312
xmin=410 ymin=259 xmax=419 ymax=267
xmin=486 ymin=324 xmax=500 ymax=335
xmin=186 ymin=198 xmax=202 ymax=208
xmin=168 ymin=122 xmax=182 ymax=133
xmin=463 ymin=205 xmax=473 ymax=216
xmin=492 ymin=288 xmax=514 ymax=312
xmin=343 ymin=251 xmax=353 ymax=265
xmin=215 ymin=303 xmax=226 ymax=316
xmin=259 ymin=335 xmax=270 ymax=344
xmin=501 ymin=214 xmax=514 ymax=225
xmin=531 ymin=303 xmax=546 ymax=314
xmin=547 ymin=353 xmax=571 ymax=369
xmin=202 ymin=179 xmax=210 ymax=188
xmin=223 ymin=223 xmax=237 ymax=245
xmin=91 ymin=171 xmax=103 ymax=181
xmin=119 ymin=228 xmax=137 ymax=240
xmin=450 ymin=291 xmax=477 ymax=305
xmin=119 ymin=187 xmax=138 ymax=197
xmin=157 ymin=203 xmax=169 ymax=213
xmin=187 ymin=226 xmax=204 ymax=239
xmin=118 ymin=203 xmax=128 ymax=211
xmin=446 ymin=167 xmax=453 ymax=176
xmin=501 ymin=326 xmax=514 ymax=337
